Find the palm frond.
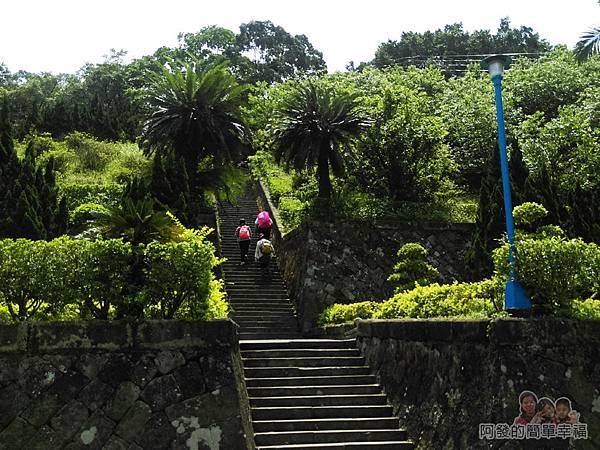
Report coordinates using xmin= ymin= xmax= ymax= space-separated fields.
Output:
xmin=576 ymin=26 xmax=600 ymax=60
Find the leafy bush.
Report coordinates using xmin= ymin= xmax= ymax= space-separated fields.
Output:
xmin=278 ymin=196 xmax=308 ymax=232
xmin=513 ymin=202 xmax=548 ymax=228
xmin=493 ymin=235 xmax=600 ymax=312
xmin=143 ymin=229 xmax=221 ymax=319
xmin=319 ymin=279 xmax=501 ymax=324
xmin=318 ymin=301 xmax=376 ymax=326
xmin=0 ymin=231 xmax=225 ymax=321
xmin=59 ymin=181 xmax=123 ymax=211
xmin=373 ymin=280 xmax=500 ymax=320
xmin=387 ymin=243 xmax=440 ymax=293
xmin=64 ymin=131 xmax=119 ymax=172
xmin=70 ymin=202 xmax=109 ymax=230
xmin=570 ymin=298 xmax=600 ymax=320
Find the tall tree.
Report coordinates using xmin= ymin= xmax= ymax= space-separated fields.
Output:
xmin=372 ymin=18 xmax=551 ymax=73
xmin=271 ymin=81 xmax=370 ymax=200
xmin=0 ymin=99 xmax=67 ymax=239
xmin=142 ymin=60 xmax=249 ymax=168
xmin=236 ymin=20 xmax=327 ymax=83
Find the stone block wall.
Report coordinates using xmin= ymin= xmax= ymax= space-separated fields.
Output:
xmin=277 ymin=220 xmax=473 ymax=331
xmin=0 ymin=320 xmax=253 ymax=450
xmin=357 ymin=318 xmax=600 ymax=449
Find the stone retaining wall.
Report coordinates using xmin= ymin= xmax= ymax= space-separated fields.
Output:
xmin=278 ymin=220 xmax=473 ymax=331
xmin=357 ymin=318 xmax=600 ymax=449
xmin=0 ymin=320 xmax=253 ymax=450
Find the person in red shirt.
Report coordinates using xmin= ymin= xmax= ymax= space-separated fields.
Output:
xmin=234 ymin=219 xmax=252 ymax=265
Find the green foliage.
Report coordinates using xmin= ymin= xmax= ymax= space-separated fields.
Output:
xmin=438 ymin=72 xmax=500 ymax=186
xmin=318 ymin=301 xmax=376 ymax=326
xmin=373 ymin=280 xmax=500 ymax=319
xmin=143 ymin=229 xmax=222 ymax=319
xmin=277 ymin=196 xmax=308 ymax=232
xmin=0 ymin=231 xmax=225 ymax=322
xmin=271 ymin=79 xmax=371 ymax=200
xmin=493 ymin=235 xmax=600 ymax=313
xmin=69 ymin=202 xmax=109 ymax=232
xmin=94 ymin=198 xmax=186 ymax=245
xmin=0 ymin=104 xmax=67 ymax=239
xmin=319 ymin=279 xmax=501 ymax=324
xmin=505 ymin=49 xmax=589 ymax=119
xmin=513 ymin=202 xmax=548 ymax=228
xmin=570 ymin=298 xmax=600 ymax=320
xmin=142 ymin=60 xmax=248 ymax=167
xmin=372 ymin=18 xmax=551 ymax=72
xmin=59 ymin=181 xmax=123 ymax=211
xmin=388 ymin=243 xmax=440 ymax=293
xmin=3 ymin=58 xmax=143 ymax=141
xmin=355 ymin=83 xmax=453 ymax=203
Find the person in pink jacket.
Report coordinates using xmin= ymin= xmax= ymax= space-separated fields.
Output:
xmin=255 ymin=209 xmax=273 ymax=239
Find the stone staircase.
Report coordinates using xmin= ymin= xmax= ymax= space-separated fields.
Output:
xmin=218 ymin=188 xmax=413 ymax=450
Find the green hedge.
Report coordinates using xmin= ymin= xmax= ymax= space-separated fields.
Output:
xmin=493 ymin=235 xmax=600 ymax=313
xmin=0 ymin=233 xmax=226 ymax=321
xmin=319 ymin=279 xmax=501 ymax=325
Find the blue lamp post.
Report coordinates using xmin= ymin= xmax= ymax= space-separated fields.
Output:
xmin=481 ymin=54 xmax=532 ymax=314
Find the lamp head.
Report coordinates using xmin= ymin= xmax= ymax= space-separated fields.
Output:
xmin=481 ymin=54 xmax=511 ymax=78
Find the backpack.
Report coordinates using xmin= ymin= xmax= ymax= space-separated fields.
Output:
xmin=238 ymin=225 xmax=250 ymax=239
xmin=261 ymin=241 xmax=272 ymax=255
xmin=257 ymin=211 xmax=272 ymax=228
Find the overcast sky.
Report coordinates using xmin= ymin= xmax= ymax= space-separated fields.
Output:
xmin=1 ymin=0 xmax=599 ymax=74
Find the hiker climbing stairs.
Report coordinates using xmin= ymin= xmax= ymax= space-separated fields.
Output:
xmin=218 ymin=191 xmax=302 ymax=340
xmin=218 ymin=186 xmax=413 ymax=449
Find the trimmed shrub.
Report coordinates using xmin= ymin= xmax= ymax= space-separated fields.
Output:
xmin=493 ymin=235 xmax=600 ymax=312
xmin=570 ymin=298 xmax=600 ymax=320
xmin=0 ymin=231 xmax=225 ymax=321
xmin=373 ymin=280 xmax=500 ymax=320
xmin=318 ymin=301 xmax=377 ymax=326
xmin=387 ymin=243 xmax=440 ymax=293
xmin=143 ymin=231 xmax=221 ymax=319
xmin=513 ymin=202 xmax=548 ymax=228
xmin=319 ymin=280 xmax=501 ymax=325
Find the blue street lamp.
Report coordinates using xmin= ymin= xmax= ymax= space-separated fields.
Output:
xmin=481 ymin=55 xmax=532 ymax=314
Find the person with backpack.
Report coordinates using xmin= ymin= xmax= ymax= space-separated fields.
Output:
xmin=255 ymin=233 xmax=274 ymax=268
xmin=255 ymin=209 xmax=273 ymax=239
xmin=234 ymin=219 xmax=252 ymax=265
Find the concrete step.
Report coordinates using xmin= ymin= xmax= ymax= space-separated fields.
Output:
xmin=232 ymin=310 xmax=297 ymax=317
xmin=251 ymin=405 xmax=394 ymax=420
xmin=233 ymin=310 xmax=297 ymax=316
xmin=234 ymin=319 xmax=299 ymax=327
xmin=231 ymin=304 xmax=295 ymax=311
xmin=256 ymin=441 xmax=414 ymax=450
xmin=255 ymin=429 xmax=407 ymax=446
xmin=240 ymin=333 xmax=304 ymax=340
xmin=238 ymin=327 xmax=299 ymax=335
xmin=230 ymin=300 xmax=293 ymax=306
xmin=227 ymin=292 xmax=290 ymax=298
xmin=240 ymin=340 xmax=356 ymax=350
xmin=245 ymin=375 xmax=377 ymax=387
xmin=247 ymin=385 xmax=380 ymax=398
xmin=249 ymin=394 xmax=388 ymax=407
xmin=244 ymin=366 xmax=371 ymax=378
xmin=242 ymin=349 xmax=360 ymax=359
xmin=252 ymin=417 xmax=400 ymax=432
xmin=242 ymin=357 xmax=365 ymax=368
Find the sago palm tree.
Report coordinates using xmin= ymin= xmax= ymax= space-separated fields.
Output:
xmin=142 ymin=60 xmax=249 ymax=167
xmin=95 ymin=197 xmax=184 ymax=245
xmin=271 ymin=81 xmax=371 ymax=200
xmin=576 ymin=1 xmax=600 ymax=60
